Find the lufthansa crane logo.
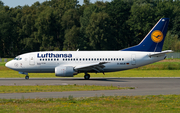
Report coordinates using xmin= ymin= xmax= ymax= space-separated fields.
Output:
xmin=151 ymin=30 xmax=163 ymax=43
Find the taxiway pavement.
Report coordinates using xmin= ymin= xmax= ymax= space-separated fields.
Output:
xmin=0 ymin=77 xmax=180 ymax=99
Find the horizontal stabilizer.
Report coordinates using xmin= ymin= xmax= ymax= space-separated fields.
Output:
xmin=148 ymin=50 xmax=173 ymax=57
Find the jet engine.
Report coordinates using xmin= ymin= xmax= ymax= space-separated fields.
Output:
xmin=55 ymin=66 xmax=75 ymax=77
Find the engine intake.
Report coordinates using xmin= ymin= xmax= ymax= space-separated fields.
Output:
xmin=55 ymin=66 xmax=75 ymax=77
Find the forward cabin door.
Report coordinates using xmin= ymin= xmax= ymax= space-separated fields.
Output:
xmin=29 ymin=54 xmax=35 ymax=65
xmin=131 ymin=54 xmax=136 ymax=65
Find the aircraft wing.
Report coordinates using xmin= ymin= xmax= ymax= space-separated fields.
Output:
xmin=148 ymin=50 xmax=173 ymax=57
xmin=74 ymin=62 xmax=109 ymax=72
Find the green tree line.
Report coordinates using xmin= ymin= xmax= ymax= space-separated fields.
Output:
xmin=1 ymin=0 xmax=180 ymax=58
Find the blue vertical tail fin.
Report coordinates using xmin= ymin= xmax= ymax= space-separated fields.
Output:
xmin=121 ymin=18 xmax=169 ymax=52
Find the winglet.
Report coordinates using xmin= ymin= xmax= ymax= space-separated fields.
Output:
xmin=121 ymin=18 xmax=169 ymax=52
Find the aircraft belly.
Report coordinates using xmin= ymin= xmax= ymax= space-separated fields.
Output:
xmin=13 ymin=67 xmax=55 ymax=73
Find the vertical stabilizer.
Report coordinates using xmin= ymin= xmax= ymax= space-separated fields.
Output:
xmin=121 ymin=18 xmax=169 ymax=52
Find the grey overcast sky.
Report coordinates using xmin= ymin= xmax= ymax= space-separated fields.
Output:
xmin=1 ymin=0 xmax=112 ymax=8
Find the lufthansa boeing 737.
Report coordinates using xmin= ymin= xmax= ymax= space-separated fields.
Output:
xmin=5 ymin=18 xmax=172 ymax=80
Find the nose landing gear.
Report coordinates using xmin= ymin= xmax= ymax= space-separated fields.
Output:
xmin=19 ymin=72 xmax=29 ymax=80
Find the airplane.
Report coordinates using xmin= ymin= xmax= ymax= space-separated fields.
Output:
xmin=5 ymin=18 xmax=173 ymax=80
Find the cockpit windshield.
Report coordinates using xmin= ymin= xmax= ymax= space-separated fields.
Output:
xmin=14 ymin=56 xmax=22 ymax=60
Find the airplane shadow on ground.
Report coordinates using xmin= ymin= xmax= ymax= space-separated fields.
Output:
xmin=0 ymin=78 xmax=127 ymax=82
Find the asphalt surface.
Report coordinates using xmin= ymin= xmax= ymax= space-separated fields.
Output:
xmin=0 ymin=77 xmax=180 ymax=99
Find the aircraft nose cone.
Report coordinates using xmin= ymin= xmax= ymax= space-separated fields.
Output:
xmin=5 ymin=62 xmax=10 ymax=68
xmin=5 ymin=61 xmax=14 ymax=69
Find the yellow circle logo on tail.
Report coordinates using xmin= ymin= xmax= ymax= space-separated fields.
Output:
xmin=151 ymin=30 xmax=163 ymax=43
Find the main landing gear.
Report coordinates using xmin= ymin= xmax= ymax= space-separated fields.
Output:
xmin=25 ymin=75 xmax=29 ymax=80
xmin=84 ymin=74 xmax=90 ymax=80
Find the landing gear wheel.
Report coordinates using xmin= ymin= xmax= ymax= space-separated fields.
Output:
xmin=84 ymin=74 xmax=90 ymax=80
xmin=25 ymin=75 xmax=29 ymax=80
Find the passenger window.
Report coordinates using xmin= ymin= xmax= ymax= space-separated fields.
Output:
xmin=76 ymin=58 xmax=78 ymax=61
xmin=45 ymin=59 xmax=47 ymax=61
xmin=73 ymin=58 xmax=75 ymax=61
xmin=119 ymin=58 xmax=121 ymax=61
xmin=43 ymin=59 xmax=44 ymax=61
xmin=51 ymin=59 xmax=53 ymax=61
xmin=111 ymin=58 xmax=113 ymax=61
xmin=48 ymin=59 xmax=50 ymax=61
xmin=40 ymin=59 xmax=41 ymax=61
xmin=80 ymin=58 xmax=81 ymax=61
xmin=57 ymin=59 xmax=59 ymax=61
xmin=100 ymin=58 xmax=101 ymax=61
xmin=122 ymin=58 xmax=124 ymax=61
xmin=117 ymin=58 xmax=118 ymax=61
xmin=105 ymin=58 xmax=107 ymax=61
xmin=54 ymin=59 xmax=56 ymax=61
xmin=97 ymin=58 xmax=99 ymax=61
xmin=92 ymin=58 xmax=93 ymax=61
xmin=108 ymin=58 xmax=110 ymax=61
xmin=94 ymin=58 xmax=96 ymax=61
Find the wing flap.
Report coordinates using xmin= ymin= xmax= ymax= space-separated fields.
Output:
xmin=74 ymin=62 xmax=108 ymax=72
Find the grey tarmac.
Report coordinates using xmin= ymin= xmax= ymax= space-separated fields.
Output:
xmin=0 ymin=77 xmax=180 ymax=99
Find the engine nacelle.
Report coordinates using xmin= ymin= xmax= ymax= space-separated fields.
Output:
xmin=55 ymin=66 xmax=75 ymax=77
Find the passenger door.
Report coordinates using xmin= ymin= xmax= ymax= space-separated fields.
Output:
xmin=131 ymin=55 xmax=136 ymax=65
xmin=29 ymin=54 xmax=35 ymax=65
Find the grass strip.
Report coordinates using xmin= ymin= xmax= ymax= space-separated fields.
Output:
xmin=135 ymin=61 xmax=180 ymax=70
xmin=0 ymin=95 xmax=180 ymax=113
xmin=0 ymin=85 xmax=134 ymax=93
xmin=0 ymin=70 xmax=180 ymax=78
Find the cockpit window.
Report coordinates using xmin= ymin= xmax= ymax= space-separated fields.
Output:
xmin=14 ymin=57 xmax=22 ymax=60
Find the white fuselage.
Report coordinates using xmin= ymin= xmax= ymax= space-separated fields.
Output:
xmin=6 ymin=51 xmax=165 ymax=75
xmin=4 ymin=18 xmax=170 ymax=79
